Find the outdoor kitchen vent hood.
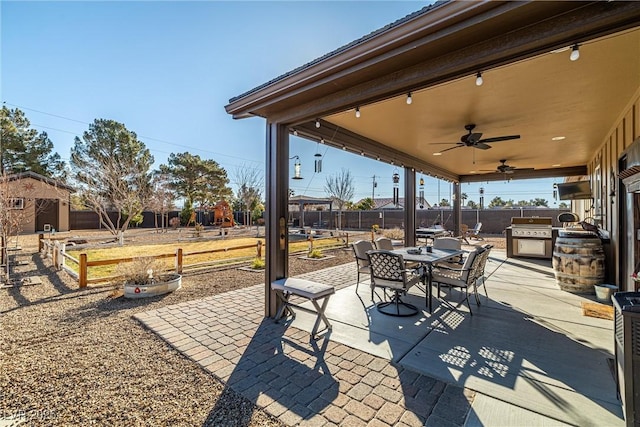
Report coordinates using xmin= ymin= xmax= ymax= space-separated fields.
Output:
xmin=619 ymin=138 xmax=640 ymax=193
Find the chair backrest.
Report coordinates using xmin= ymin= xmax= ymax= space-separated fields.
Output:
xmin=471 ymin=223 xmax=482 ymax=233
xmin=476 ymin=244 xmax=493 ymax=278
xmin=374 ymin=237 xmax=394 ymax=251
xmin=433 ymin=237 xmax=461 ymax=251
xmin=367 ymin=250 xmax=407 ymax=286
xmin=459 ymin=247 xmax=485 ymax=281
xmin=353 ymin=240 xmax=374 ymax=267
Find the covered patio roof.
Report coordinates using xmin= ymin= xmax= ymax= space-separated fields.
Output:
xmin=226 ymin=1 xmax=640 ymax=183
xmin=224 ymin=1 xmax=640 ymax=316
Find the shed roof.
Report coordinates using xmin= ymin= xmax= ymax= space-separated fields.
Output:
xmin=8 ymin=171 xmax=75 ymax=192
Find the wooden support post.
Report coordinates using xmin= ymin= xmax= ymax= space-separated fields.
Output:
xmin=257 ymin=241 xmax=262 ymax=258
xmin=176 ymin=248 xmax=183 ymax=274
xmin=38 ymin=233 xmax=44 ymax=252
xmin=79 ymin=253 xmax=88 ymax=288
xmin=60 ymin=243 xmax=66 ymax=269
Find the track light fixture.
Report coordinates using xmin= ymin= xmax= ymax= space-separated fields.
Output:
xmin=406 ymin=92 xmax=412 ymax=105
xmin=355 ymin=107 xmax=361 ymax=118
xmin=293 ymin=129 xmax=298 ymax=136
xmin=475 ymin=72 xmax=483 ymax=86
xmin=315 ymin=119 xmax=320 ymax=128
xmin=570 ymin=44 xmax=580 ymax=61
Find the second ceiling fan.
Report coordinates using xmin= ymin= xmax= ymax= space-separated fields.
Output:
xmin=435 ymin=124 xmax=520 ymax=154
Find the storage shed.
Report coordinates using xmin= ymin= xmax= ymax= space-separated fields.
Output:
xmin=6 ymin=171 xmax=74 ymax=233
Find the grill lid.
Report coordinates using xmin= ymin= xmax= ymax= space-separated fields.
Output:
xmin=511 ymin=217 xmax=552 ymax=226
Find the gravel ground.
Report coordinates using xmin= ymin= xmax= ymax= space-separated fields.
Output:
xmin=0 ymin=230 xmax=356 ymax=426
xmin=1 ymin=229 xmax=504 ymax=426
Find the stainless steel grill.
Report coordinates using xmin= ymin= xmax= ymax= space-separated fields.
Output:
xmin=510 ymin=217 xmax=552 ymax=238
xmin=508 ymin=217 xmax=553 ymax=259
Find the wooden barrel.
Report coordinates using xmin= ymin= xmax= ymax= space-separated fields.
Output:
xmin=552 ymin=236 xmax=605 ymax=293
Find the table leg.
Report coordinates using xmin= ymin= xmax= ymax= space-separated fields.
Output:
xmin=427 ymin=264 xmax=433 ymax=313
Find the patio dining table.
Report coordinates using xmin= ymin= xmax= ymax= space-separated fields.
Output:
xmin=392 ymin=247 xmax=465 ymax=313
xmin=415 ymin=227 xmax=449 ymax=243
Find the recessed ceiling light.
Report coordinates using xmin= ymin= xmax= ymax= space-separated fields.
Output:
xmin=552 ymin=136 xmax=566 ymax=141
xmin=552 ymin=164 xmax=561 ymax=167
xmin=433 ymin=152 xmax=442 ymax=156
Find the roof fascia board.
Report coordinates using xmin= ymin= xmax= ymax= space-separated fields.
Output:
xmin=228 ymin=1 xmax=640 ymax=123
xmin=295 ymin=120 xmax=459 ymax=182
xmin=267 ymin=1 xmax=640 ymax=125
xmin=225 ymin=0 xmax=508 ymax=118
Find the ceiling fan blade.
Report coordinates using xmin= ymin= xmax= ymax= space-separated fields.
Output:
xmin=479 ymin=135 xmax=521 ymax=143
xmin=436 ymin=145 xmax=464 ymax=154
xmin=474 ymin=143 xmax=491 ymax=150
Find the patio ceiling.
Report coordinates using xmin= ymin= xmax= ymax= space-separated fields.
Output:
xmin=322 ymin=27 xmax=640 ymax=182
xmin=226 ymin=1 xmax=640 ymax=183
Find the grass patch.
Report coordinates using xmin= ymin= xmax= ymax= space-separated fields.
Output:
xmin=65 ymin=235 xmax=345 ymax=280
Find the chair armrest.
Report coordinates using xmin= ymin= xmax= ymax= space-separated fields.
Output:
xmin=433 ymin=265 xmax=471 ymax=273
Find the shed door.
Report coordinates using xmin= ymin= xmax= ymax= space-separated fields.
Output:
xmin=36 ymin=199 xmax=59 ymax=231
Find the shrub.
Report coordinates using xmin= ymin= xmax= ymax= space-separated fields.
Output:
xmin=194 ymin=222 xmax=204 ymax=236
xmin=308 ymin=248 xmax=324 ymax=258
xmin=169 ymin=217 xmax=180 ymax=229
xmin=382 ymin=227 xmax=404 ymax=240
xmin=114 ymin=257 xmax=167 ymax=286
xmin=251 ymin=257 xmax=265 ymax=269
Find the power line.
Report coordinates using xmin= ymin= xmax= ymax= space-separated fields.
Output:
xmin=4 ymin=101 xmax=264 ymax=166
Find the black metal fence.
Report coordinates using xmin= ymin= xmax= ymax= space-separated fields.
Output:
xmin=71 ymin=208 xmax=571 ymax=235
xmin=288 ymin=208 xmax=571 ymax=235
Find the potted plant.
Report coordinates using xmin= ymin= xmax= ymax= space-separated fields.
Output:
xmin=116 ymin=257 xmax=182 ymax=299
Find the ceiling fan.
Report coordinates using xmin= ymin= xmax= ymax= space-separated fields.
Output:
xmin=434 ymin=124 xmax=520 ymax=154
xmin=483 ymin=159 xmax=534 ymax=174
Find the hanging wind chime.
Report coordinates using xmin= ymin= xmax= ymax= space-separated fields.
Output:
xmin=419 ymin=176 xmax=425 ymax=209
xmin=314 ymin=143 xmax=322 ymax=173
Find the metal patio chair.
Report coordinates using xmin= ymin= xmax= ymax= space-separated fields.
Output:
xmin=367 ymin=250 xmax=423 ymax=317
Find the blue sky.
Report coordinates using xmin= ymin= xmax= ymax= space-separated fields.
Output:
xmin=2 ymin=1 xmax=561 ymax=207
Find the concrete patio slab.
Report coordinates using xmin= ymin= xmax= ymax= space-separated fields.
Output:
xmin=465 ymin=393 xmax=573 ymax=427
xmin=287 ymin=250 xmax=623 ymax=426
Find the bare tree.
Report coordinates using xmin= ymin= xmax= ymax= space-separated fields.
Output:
xmin=71 ymin=119 xmax=153 ymax=238
xmin=148 ymin=173 xmax=176 ymax=233
xmin=324 ymin=168 xmax=354 ymax=230
xmin=234 ymin=164 xmax=264 ymax=228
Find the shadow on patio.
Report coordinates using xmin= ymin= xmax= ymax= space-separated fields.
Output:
xmin=289 ymin=250 xmax=623 ymax=426
xmin=135 ymin=249 xmax=623 ymax=426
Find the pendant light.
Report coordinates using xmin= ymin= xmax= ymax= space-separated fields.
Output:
xmin=570 ymin=44 xmax=580 ymax=61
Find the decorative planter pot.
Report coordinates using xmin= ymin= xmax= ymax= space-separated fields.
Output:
xmin=124 ymin=274 xmax=182 ymax=299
